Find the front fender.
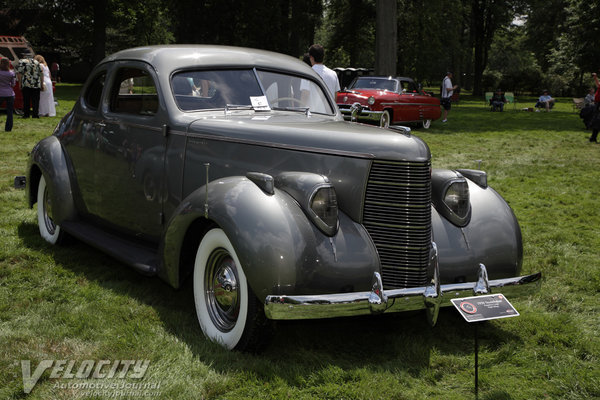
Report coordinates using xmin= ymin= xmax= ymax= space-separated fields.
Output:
xmin=27 ymin=135 xmax=76 ymax=223
xmin=162 ymin=176 xmax=379 ymax=300
xmin=433 ymin=179 xmax=523 ymax=283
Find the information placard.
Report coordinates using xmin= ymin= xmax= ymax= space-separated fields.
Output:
xmin=451 ymin=294 xmax=519 ymax=323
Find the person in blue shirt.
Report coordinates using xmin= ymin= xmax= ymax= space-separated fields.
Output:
xmin=535 ymin=90 xmax=555 ymax=111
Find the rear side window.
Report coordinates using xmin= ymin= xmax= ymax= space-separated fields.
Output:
xmin=0 ymin=47 xmax=13 ymax=60
xmin=109 ymin=68 xmax=158 ymax=116
xmin=83 ymin=72 xmax=106 ymax=110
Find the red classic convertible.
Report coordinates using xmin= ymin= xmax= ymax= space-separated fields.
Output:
xmin=336 ymin=76 xmax=441 ymax=129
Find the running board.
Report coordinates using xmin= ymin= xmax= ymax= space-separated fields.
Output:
xmin=61 ymin=220 xmax=159 ymax=275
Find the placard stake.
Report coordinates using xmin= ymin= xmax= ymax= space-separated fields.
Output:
xmin=450 ymin=293 xmax=520 ymax=399
xmin=474 ymin=322 xmax=479 ymax=399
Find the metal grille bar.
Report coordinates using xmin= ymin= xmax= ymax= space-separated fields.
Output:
xmin=363 ymin=160 xmax=431 ymax=289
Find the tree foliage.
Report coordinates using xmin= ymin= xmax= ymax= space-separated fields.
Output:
xmin=3 ymin=0 xmax=598 ymax=93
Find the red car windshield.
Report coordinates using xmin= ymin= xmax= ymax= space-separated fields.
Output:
xmin=350 ymin=78 xmax=398 ymax=92
xmin=350 ymin=77 xmax=420 ymax=94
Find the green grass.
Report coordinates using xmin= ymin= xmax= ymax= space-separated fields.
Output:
xmin=1 ymin=87 xmax=598 ymax=399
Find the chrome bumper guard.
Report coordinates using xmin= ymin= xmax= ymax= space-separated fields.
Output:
xmin=264 ymin=243 xmax=541 ymax=325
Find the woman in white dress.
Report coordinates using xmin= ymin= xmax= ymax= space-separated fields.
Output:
xmin=34 ymin=55 xmax=56 ymax=117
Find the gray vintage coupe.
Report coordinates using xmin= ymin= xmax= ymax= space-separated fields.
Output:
xmin=27 ymin=45 xmax=540 ymax=351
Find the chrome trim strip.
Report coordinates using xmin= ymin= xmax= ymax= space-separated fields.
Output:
xmin=381 ymin=102 xmax=437 ymax=107
xmin=264 ymin=269 xmax=541 ymax=321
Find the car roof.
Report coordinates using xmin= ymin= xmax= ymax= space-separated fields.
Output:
xmin=100 ymin=45 xmax=314 ymax=76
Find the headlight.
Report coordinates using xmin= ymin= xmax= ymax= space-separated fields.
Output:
xmin=443 ymin=181 xmax=470 ymax=220
xmin=431 ymin=170 xmax=471 ymax=227
xmin=309 ymin=186 xmax=339 ymax=236
xmin=367 ymin=96 xmax=375 ymax=105
xmin=275 ymin=172 xmax=340 ymax=236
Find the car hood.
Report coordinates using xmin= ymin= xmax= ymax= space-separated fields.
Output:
xmin=186 ymin=112 xmax=430 ymax=162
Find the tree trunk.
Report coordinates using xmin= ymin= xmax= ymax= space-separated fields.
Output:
xmin=92 ymin=0 xmax=108 ymax=66
xmin=375 ymin=0 xmax=397 ymax=76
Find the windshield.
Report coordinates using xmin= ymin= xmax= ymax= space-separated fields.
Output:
xmin=350 ymin=77 xmax=398 ymax=92
xmin=172 ymin=69 xmax=334 ymax=115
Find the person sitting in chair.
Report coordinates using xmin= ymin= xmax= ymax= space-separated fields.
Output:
xmin=535 ymin=90 xmax=555 ymax=111
xmin=490 ymin=89 xmax=507 ymax=112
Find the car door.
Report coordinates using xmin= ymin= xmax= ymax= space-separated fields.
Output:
xmin=62 ymin=68 xmax=109 ymax=217
xmin=94 ymin=62 xmax=166 ymax=240
xmin=394 ymin=79 xmax=421 ymax=123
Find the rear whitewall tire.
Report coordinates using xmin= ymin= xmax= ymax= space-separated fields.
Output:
xmin=37 ymin=175 xmax=63 ymax=245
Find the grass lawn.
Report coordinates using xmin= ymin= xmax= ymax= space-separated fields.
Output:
xmin=0 ymin=86 xmax=598 ymax=399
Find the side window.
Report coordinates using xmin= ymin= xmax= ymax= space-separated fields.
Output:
xmin=0 ymin=47 xmax=13 ymax=60
xmin=110 ymin=68 xmax=158 ymax=116
xmin=83 ymin=72 xmax=106 ymax=110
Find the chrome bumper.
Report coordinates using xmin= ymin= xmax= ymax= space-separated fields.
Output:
xmin=264 ymin=244 xmax=541 ymax=325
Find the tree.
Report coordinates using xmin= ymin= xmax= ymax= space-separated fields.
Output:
xmin=170 ymin=0 xmax=322 ymax=58
xmin=375 ymin=0 xmax=397 ymax=75
xmin=7 ymin=0 xmax=174 ymax=80
xmin=316 ymin=0 xmax=376 ymax=68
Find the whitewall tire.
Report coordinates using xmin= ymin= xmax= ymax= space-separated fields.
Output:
xmin=193 ymin=228 xmax=269 ymax=351
xmin=380 ymin=110 xmax=391 ymax=128
xmin=37 ymin=175 xmax=63 ymax=245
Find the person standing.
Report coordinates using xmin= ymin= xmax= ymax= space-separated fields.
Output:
xmin=35 ymin=55 xmax=56 ymax=117
xmin=16 ymin=52 xmax=43 ymax=118
xmin=50 ymin=61 xmax=60 ymax=82
xmin=441 ymin=71 xmax=458 ymax=122
xmin=0 ymin=58 xmax=16 ymax=131
xmin=588 ymin=72 xmax=600 ymax=143
xmin=308 ymin=44 xmax=340 ymax=98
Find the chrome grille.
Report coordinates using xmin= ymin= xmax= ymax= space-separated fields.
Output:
xmin=363 ymin=160 xmax=431 ymax=289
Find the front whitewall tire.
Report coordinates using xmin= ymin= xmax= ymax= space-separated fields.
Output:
xmin=193 ymin=228 xmax=249 ymax=350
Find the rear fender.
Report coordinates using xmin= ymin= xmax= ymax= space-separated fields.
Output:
xmin=27 ymin=136 xmax=76 ymax=223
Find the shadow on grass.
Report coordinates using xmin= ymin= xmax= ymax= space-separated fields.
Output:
xmin=18 ymin=220 xmax=524 ymax=381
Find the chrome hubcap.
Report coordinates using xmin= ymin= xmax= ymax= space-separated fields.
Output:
xmin=43 ymin=186 xmax=56 ymax=235
xmin=381 ymin=113 xmax=389 ymax=128
xmin=205 ymin=248 xmax=240 ymax=332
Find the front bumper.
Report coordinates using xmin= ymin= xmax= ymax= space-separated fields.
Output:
xmin=264 ymin=244 xmax=541 ymax=325
xmin=338 ymin=103 xmax=382 ymax=123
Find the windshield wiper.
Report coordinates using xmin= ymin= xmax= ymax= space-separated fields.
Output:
xmin=272 ymin=106 xmax=311 ymax=116
xmin=224 ymin=104 xmax=255 ymax=115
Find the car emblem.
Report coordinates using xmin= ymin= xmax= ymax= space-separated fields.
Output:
xmin=343 ymin=96 xmax=348 ymax=102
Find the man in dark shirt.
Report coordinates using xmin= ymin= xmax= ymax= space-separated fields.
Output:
xmin=16 ymin=52 xmax=43 ymax=118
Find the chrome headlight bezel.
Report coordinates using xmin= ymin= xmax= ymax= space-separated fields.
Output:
xmin=274 ymin=172 xmax=339 ymax=237
xmin=431 ymin=170 xmax=472 ymax=227
xmin=442 ymin=179 xmax=471 ymax=225
xmin=308 ymin=185 xmax=339 ymax=236
xmin=367 ymin=96 xmax=376 ymax=105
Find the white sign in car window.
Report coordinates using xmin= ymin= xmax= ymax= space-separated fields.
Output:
xmin=250 ymin=96 xmax=271 ymax=111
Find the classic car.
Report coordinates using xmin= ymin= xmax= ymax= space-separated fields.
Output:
xmin=336 ymin=76 xmax=441 ymax=129
xmin=26 ymin=45 xmax=540 ymax=351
